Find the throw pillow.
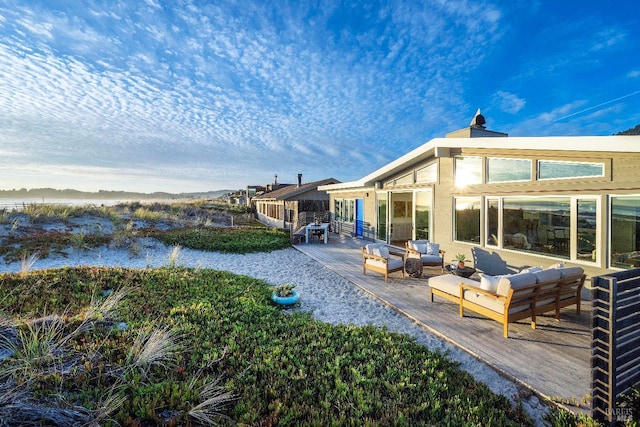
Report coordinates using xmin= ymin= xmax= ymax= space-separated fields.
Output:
xmin=426 ymin=242 xmax=440 ymax=256
xmin=520 ymin=266 xmax=542 ymax=273
xmin=415 ymin=243 xmax=428 ymax=254
xmin=479 ymin=273 xmax=501 ymax=293
xmin=372 ymin=245 xmax=389 ymax=258
xmin=548 ymin=262 xmax=565 ymax=270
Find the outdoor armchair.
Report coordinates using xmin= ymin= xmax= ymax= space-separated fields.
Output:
xmin=405 ymin=240 xmax=445 ymax=272
xmin=362 ymin=243 xmax=404 ymax=282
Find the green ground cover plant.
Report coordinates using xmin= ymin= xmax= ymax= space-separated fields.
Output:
xmin=1 ymin=267 xmax=532 ymax=426
xmin=150 ymin=226 xmax=291 ymax=253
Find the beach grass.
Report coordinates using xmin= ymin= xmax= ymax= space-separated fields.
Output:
xmin=0 ymin=266 xmax=533 ymax=426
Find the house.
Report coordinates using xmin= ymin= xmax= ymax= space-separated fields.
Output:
xmin=319 ymin=111 xmax=640 ymax=277
xmin=254 ymin=174 xmax=340 ymax=229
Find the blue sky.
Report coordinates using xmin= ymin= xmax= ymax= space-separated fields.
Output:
xmin=1 ymin=0 xmax=639 ymax=194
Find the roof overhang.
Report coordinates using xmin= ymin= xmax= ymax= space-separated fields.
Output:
xmin=319 ymin=135 xmax=640 ymax=192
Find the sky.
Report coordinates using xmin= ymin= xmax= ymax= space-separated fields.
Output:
xmin=1 ymin=1 xmax=639 ymax=194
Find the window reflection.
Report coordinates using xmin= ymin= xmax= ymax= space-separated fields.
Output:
xmin=487 ymin=158 xmax=531 ymax=183
xmin=502 ymin=197 xmax=570 ymax=258
xmin=455 ymin=157 xmax=482 ymax=187
xmin=611 ymin=196 xmax=640 ymax=268
xmin=455 ymin=197 xmax=481 ymax=243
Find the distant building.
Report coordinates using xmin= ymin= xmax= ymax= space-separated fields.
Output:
xmin=320 ymin=110 xmax=640 ymax=277
xmin=253 ymin=174 xmax=340 ymax=229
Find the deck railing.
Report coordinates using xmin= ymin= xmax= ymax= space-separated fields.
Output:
xmin=591 ymin=268 xmax=640 ymax=425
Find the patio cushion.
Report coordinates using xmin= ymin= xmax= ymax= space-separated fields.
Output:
xmin=560 ymin=266 xmax=584 ymax=279
xmin=420 ymin=254 xmax=443 ymax=265
xmin=426 ymin=242 xmax=440 ymax=256
xmin=366 ymin=258 xmax=403 ymax=271
xmin=495 ymin=272 xmax=537 ymax=297
xmin=479 ymin=273 xmax=501 ymax=293
xmin=463 ymin=292 xmax=529 ymax=315
xmin=533 ymin=268 xmax=562 ymax=284
xmin=366 ymin=243 xmax=389 ymax=258
xmin=408 ymin=240 xmax=428 ymax=253
xmin=428 ymin=274 xmax=479 ymax=297
xmin=372 ymin=245 xmax=390 ymax=259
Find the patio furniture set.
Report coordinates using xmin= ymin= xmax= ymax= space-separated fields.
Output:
xmin=361 ymin=240 xmax=586 ymax=338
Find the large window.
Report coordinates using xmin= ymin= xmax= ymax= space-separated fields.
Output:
xmin=611 ymin=196 xmax=640 ymax=268
xmin=538 ymin=160 xmax=604 ymax=180
xmin=487 ymin=158 xmax=531 ymax=183
xmin=455 ymin=157 xmax=482 ymax=187
xmin=454 ymin=197 xmax=481 ymax=243
xmin=503 ymin=197 xmax=570 ymax=258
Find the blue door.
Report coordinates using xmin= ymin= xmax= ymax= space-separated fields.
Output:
xmin=355 ymin=198 xmax=364 ymax=237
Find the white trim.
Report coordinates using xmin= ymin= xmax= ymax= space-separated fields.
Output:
xmin=320 ymin=135 xmax=640 ymax=192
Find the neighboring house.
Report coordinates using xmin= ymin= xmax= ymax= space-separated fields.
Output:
xmin=320 ymin=111 xmax=640 ymax=277
xmin=254 ymin=174 xmax=340 ymax=229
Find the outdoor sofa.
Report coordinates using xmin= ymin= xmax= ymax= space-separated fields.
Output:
xmin=362 ymin=243 xmax=404 ymax=282
xmin=405 ymin=240 xmax=445 ymax=272
xmin=428 ymin=265 xmax=586 ymax=338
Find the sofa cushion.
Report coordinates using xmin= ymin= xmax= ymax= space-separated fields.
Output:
xmin=479 ymin=273 xmax=501 ymax=293
xmin=408 ymin=240 xmax=428 ymax=252
xmin=366 ymin=243 xmax=389 ymax=258
xmin=560 ymin=266 xmax=584 ymax=279
xmin=496 ymin=272 xmax=537 ymax=297
xmin=532 ymin=268 xmax=562 ymax=284
xmin=373 ymin=245 xmax=390 ymax=259
xmin=464 ymin=292 xmax=530 ymax=315
xmin=429 ymin=274 xmax=479 ymax=297
xmin=426 ymin=242 xmax=440 ymax=256
xmin=421 ymin=254 xmax=443 ymax=265
xmin=365 ymin=258 xmax=403 ymax=271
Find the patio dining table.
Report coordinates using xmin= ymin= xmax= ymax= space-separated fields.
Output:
xmin=305 ymin=223 xmax=329 ymax=244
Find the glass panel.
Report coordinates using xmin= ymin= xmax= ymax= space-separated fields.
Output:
xmin=455 ymin=157 xmax=482 ymax=187
xmin=503 ymin=197 xmax=570 ymax=258
xmin=377 ymin=195 xmax=387 ymax=241
xmin=416 ymin=163 xmax=437 ymax=183
xmin=334 ymin=199 xmax=342 ymax=222
xmin=345 ymin=200 xmax=355 ymax=222
xmin=577 ymin=199 xmax=597 ymax=262
xmin=487 ymin=158 xmax=531 ymax=183
xmin=455 ymin=197 xmax=481 ymax=243
xmin=538 ymin=160 xmax=604 ymax=180
xmin=390 ymin=192 xmax=413 ymax=245
xmin=611 ymin=196 xmax=640 ymax=268
xmin=415 ymin=191 xmax=431 ymax=240
xmin=487 ymin=199 xmax=499 ymax=246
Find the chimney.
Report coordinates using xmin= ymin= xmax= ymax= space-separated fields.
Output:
xmin=297 ymin=173 xmax=302 ymax=187
xmin=274 ymin=174 xmax=278 ymax=187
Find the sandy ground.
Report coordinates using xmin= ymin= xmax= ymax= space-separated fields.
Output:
xmin=0 ymin=217 xmax=550 ymax=425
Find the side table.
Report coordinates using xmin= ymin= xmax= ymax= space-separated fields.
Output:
xmin=445 ymin=265 xmax=476 ymax=278
xmin=405 ymin=257 xmax=423 ymax=278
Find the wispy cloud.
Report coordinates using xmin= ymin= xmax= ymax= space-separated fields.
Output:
xmin=0 ymin=1 xmax=638 ymax=192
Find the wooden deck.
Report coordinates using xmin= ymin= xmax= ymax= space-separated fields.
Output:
xmin=294 ymin=233 xmax=591 ymax=411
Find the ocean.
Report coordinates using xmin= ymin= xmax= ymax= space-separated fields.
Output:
xmin=0 ymin=198 xmax=159 ymax=211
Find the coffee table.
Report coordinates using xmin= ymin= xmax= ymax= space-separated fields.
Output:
xmin=445 ymin=265 xmax=476 ymax=278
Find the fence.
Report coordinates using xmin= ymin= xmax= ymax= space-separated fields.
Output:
xmin=591 ymin=268 xmax=640 ymax=425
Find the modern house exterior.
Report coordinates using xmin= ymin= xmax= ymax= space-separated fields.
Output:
xmin=320 ymin=113 xmax=640 ymax=278
xmin=254 ymin=174 xmax=340 ymax=229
